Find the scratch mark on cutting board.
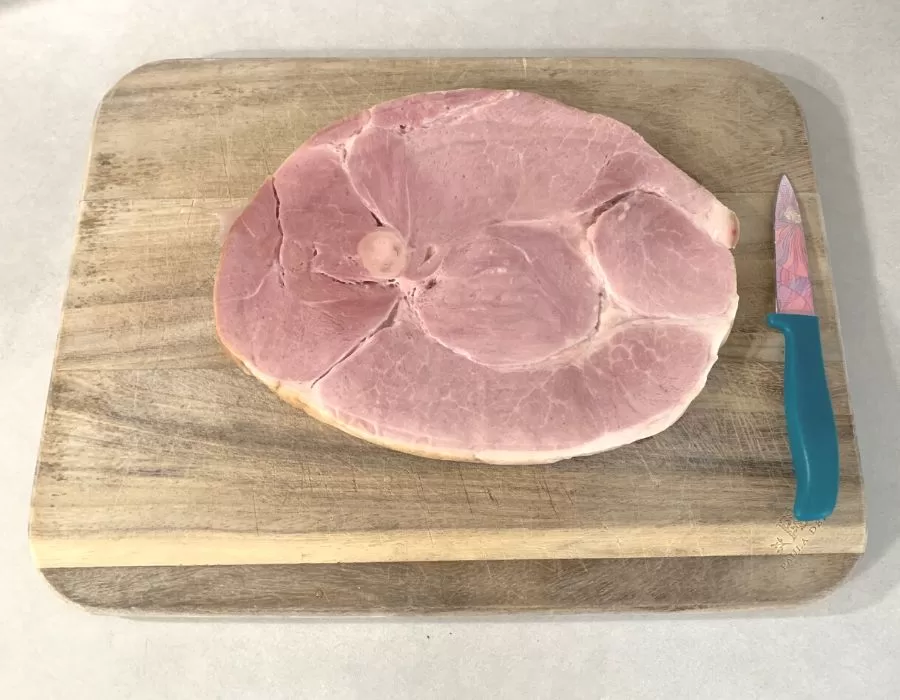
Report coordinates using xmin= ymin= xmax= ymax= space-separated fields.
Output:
xmin=411 ymin=470 xmax=434 ymax=525
xmin=185 ymin=198 xmax=196 ymax=228
xmin=343 ymin=72 xmax=378 ymax=104
xmin=251 ymin=492 xmax=260 ymax=536
xmin=317 ymin=82 xmax=342 ymax=110
xmin=452 ymin=70 xmax=470 ymax=88
xmin=538 ymin=469 xmax=559 ymax=516
xmin=457 ymin=467 xmax=474 ymax=513
xmin=214 ymin=112 xmax=233 ymax=200
xmin=260 ymin=140 xmax=272 ymax=176
xmin=579 ymin=559 xmax=590 ymax=575
xmin=521 ymin=57 xmax=528 ymax=76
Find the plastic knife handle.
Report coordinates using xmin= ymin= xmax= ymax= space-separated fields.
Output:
xmin=767 ymin=312 xmax=840 ymax=521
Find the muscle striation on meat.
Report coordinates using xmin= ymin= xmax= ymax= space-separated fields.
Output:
xmin=214 ymin=89 xmax=739 ymax=464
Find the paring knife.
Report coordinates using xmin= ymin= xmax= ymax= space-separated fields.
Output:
xmin=767 ymin=175 xmax=839 ymax=521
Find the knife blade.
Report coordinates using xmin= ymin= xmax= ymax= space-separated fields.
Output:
xmin=766 ymin=175 xmax=839 ymax=521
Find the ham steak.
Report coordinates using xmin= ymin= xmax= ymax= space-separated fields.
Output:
xmin=214 ymin=89 xmax=739 ymax=464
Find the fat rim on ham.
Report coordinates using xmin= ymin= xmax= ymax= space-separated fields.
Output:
xmin=214 ymin=89 xmax=740 ymax=465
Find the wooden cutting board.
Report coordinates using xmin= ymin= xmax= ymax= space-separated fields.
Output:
xmin=30 ymin=58 xmax=866 ymax=615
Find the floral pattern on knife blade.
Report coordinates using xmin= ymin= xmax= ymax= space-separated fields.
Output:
xmin=775 ymin=176 xmax=815 ymax=314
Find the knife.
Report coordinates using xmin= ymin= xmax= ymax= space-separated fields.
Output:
xmin=767 ymin=175 xmax=839 ymax=521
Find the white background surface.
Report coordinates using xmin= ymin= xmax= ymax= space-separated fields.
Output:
xmin=2 ymin=1 xmax=899 ymax=697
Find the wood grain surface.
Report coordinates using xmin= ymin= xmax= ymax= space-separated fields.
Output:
xmin=29 ymin=58 xmax=866 ymax=614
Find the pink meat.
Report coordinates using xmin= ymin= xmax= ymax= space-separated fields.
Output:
xmin=214 ymin=89 xmax=739 ymax=464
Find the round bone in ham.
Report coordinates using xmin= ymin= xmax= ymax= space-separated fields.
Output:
xmin=214 ymin=89 xmax=739 ymax=464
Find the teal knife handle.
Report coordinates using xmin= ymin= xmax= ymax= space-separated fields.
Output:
xmin=767 ymin=312 xmax=839 ymax=521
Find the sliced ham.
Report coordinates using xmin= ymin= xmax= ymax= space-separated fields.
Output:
xmin=214 ymin=89 xmax=739 ymax=464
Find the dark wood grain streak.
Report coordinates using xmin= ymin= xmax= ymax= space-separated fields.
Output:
xmin=42 ymin=554 xmax=861 ymax=615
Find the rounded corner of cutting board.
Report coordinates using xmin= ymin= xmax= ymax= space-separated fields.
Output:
xmin=801 ymin=550 xmax=867 ymax=606
xmin=117 ymin=57 xmax=191 ymax=80
xmin=99 ymin=58 xmax=205 ymax=106
xmin=27 ymin=535 xmax=85 ymax=613
xmin=33 ymin=563 xmax=103 ymax=615
xmin=720 ymin=58 xmax=810 ymax=141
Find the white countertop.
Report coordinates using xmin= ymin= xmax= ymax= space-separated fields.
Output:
xmin=2 ymin=1 xmax=899 ymax=697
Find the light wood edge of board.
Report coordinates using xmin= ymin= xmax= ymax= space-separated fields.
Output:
xmin=31 ymin=521 xmax=867 ymax=569
xmin=38 ymin=553 xmax=863 ymax=616
xmin=105 ymin=56 xmax=802 ymax=107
